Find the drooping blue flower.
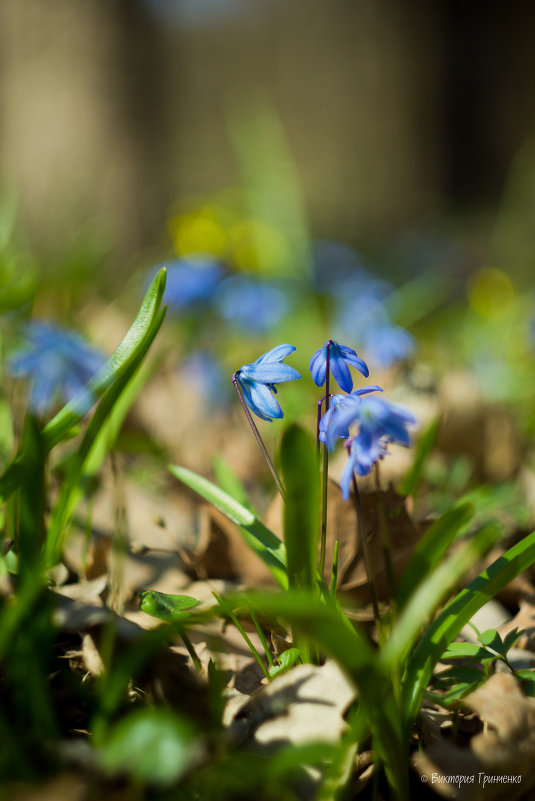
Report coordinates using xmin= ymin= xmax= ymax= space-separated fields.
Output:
xmin=332 ymin=396 xmax=416 ymax=499
xmin=8 ymin=321 xmax=107 ymax=416
xmin=318 ymin=385 xmax=383 ymax=444
xmin=149 ymin=256 xmax=224 ymax=311
xmin=234 ymin=344 xmax=301 ymax=421
xmin=215 ymin=276 xmax=290 ymax=333
xmin=309 ymin=340 xmax=369 ymax=393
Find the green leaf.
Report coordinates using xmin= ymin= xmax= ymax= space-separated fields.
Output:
xmin=477 ymin=628 xmax=505 ymax=655
xmin=398 ymin=415 xmax=441 ymax=498
xmin=43 ymin=268 xmax=167 ymax=451
xmin=0 ymin=269 xmax=168 ymax=503
xmin=169 ymin=464 xmax=288 ymax=589
xmin=384 ymin=521 xmax=501 ymax=670
xmin=402 ymin=528 xmax=535 ymax=730
xmin=269 ymin=647 xmax=301 ymax=678
xmin=100 ymin=709 xmax=197 ymax=786
xmin=434 ymin=664 xmax=486 ymax=686
xmin=279 ymin=424 xmax=319 ymax=592
xmin=502 ymin=627 xmax=523 ymax=653
xmin=396 ymin=502 xmax=474 ymax=608
xmin=240 ymin=590 xmax=407 ymax=797
xmin=212 ymin=454 xmax=251 ymax=510
xmin=139 ymin=590 xmax=200 ymax=623
xmin=441 ymin=641 xmax=495 ymax=660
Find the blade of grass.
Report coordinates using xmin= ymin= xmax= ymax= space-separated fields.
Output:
xmin=383 ymin=521 xmax=501 ymax=669
xmin=402 ymin=528 xmax=535 ymax=729
xmin=45 ymin=307 xmax=166 ymax=565
xmin=279 ymin=424 xmax=319 ymax=592
xmin=398 ymin=415 xmax=440 ymax=499
xmin=395 ymin=502 xmax=474 ymax=608
xmin=169 ymin=465 xmax=288 ymax=589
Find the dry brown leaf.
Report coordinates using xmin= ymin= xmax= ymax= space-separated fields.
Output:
xmin=413 ymin=674 xmax=535 ymax=800
xmin=266 ymin=480 xmax=423 ymax=604
xmin=185 ymin=504 xmax=275 ymax=586
xmin=498 ymin=599 xmax=535 ymax=651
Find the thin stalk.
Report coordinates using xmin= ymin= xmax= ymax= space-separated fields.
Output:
xmin=176 ymin=623 xmax=202 ymax=672
xmin=250 ymin=608 xmax=274 ymax=668
xmin=213 ymin=592 xmax=270 ymax=681
xmin=319 ymin=343 xmax=331 ymax=577
xmin=330 ymin=540 xmax=339 ymax=597
xmin=232 ymin=373 xmax=285 ymax=500
xmin=352 ymin=474 xmax=381 ymax=625
xmin=375 ymin=462 xmax=396 ymax=609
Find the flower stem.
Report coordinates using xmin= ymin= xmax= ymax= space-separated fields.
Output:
xmin=319 ymin=343 xmax=331 ymax=578
xmin=212 ymin=591 xmax=270 ymax=680
xmin=232 ymin=373 xmax=285 ymax=500
xmin=351 ymin=474 xmax=381 ymax=626
xmin=375 ymin=462 xmax=396 ymax=608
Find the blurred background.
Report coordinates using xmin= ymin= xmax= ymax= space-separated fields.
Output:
xmin=2 ymin=0 xmax=535 ymax=496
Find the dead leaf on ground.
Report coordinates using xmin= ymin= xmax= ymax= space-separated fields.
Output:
xmin=266 ymin=480 xmax=423 ymax=604
xmin=413 ymin=673 xmax=535 ymax=800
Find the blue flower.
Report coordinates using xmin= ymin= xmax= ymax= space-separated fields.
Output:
xmin=332 ymin=396 xmax=416 ymax=499
xmin=234 ymin=344 xmax=301 ymax=421
xmin=336 ymin=293 xmax=416 ymax=369
xmin=150 ymin=256 xmax=224 ymax=310
xmin=309 ymin=340 xmax=369 ymax=393
xmin=8 ymin=321 xmax=107 ymax=416
xmin=318 ymin=385 xmax=383 ymax=444
xmin=215 ymin=276 xmax=290 ymax=333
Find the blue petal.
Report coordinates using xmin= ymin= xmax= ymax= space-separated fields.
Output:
xmin=241 ymin=363 xmax=301 ymax=384
xmin=310 ymin=350 xmax=327 ymax=387
xmin=329 ymin=355 xmax=353 ymax=392
xmin=255 ymin=344 xmax=296 ymax=364
xmin=248 ymin=381 xmax=283 ymax=420
xmin=340 ymin=450 xmax=357 ymax=500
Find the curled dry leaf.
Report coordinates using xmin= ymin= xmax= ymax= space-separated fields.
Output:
xmin=266 ymin=480 xmax=422 ymax=604
xmin=413 ymin=673 xmax=535 ymax=800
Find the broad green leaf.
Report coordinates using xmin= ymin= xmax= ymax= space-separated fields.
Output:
xmin=100 ymin=709 xmax=197 ymax=786
xmin=169 ymin=465 xmax=288 ymax=589
xmin=384 ymin=521 xmax=500 ymax=669
xmin=441 ymin=641 xmax=495 ymax=660
xmin=396 ymin=502 xmax=474 ymax=608
xmin=0 ymin=270 xmax=167 ymax=503
xmin=45 ymin=305 xmax=166 ymax=565
xmin=402 ymin=528 xmax=535 ymax=729
xmin=139 ymin=590 xmax=200 ymax=623
xmin=477 ymin=629 xmax=504 ymax=654
xmin=398 ymin=415 xmax=440 ymax=498
xmin=43 ymin=268 xmax=167 ymax=451
xmin=279 ymin=424 xmax=319 ymax=592
xmin=269 ymin=647 xmax=301 ymax=678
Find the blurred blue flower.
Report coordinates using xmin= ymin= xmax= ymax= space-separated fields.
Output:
xmin=234 ymin=344 xmax=301 ymax=421
xmin=309 ymin=340 xmax=369 ymax=393
xmin=8 ymin=321 xmax=107 ymax=416
xmin=215 ymin=276 xmax=289 ymax=332
xmin=332 ymin=396 xmax=416 ymax=499
xmin=336 ymin=293 xmax=416 ymax=368
xmin=318 ymin=386 xmax=383 ymax=444
xmin=179 ymin=351 xmax=231 ymax=409
xmin=151 ymin=256 xmax=224 ymax=311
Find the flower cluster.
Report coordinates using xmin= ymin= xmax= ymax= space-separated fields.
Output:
xmin=233 ymin=337 xmax=415 ymax=499
xmin=8 ymin=321 xmax=107 ymax=416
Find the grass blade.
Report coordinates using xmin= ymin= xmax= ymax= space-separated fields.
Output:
xmin=396 ymin=502 xmax=474 ymax=608
xmin=169 ymin=465 xmax=288 ymax=589
xmin=402 ymin=529 xmax=535 ymax=728
xmin=398 ymin=415 xmax=440 ymax=498
xmin=279 ymin=424 xmax=319 ymax=591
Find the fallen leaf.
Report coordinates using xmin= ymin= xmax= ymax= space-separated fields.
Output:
xmin=413 ymin=673 xmax=535 ymax=800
